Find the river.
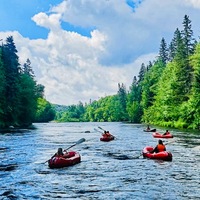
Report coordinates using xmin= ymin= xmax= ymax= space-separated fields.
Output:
xmin=0 ymin=122 xmax=200 ymax=200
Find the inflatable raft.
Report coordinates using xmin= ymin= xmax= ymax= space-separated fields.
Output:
xmin=153 ymin=132 xmax=173 ymax=138
xmin=100 ymin=135 xmax=114 ymax=142
xmin=142 ymin=146 xmax=172 ymax=161
xmin=143 ymin=128 xmax=156 ymax=132
xmin=48 ymin=151 xmax=81 ymax=169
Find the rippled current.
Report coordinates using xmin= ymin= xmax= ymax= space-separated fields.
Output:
xmin=0 ymin=122 xmax=200 ymax=200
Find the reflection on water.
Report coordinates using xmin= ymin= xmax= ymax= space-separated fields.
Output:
xmin=0 ymin=122 xmax=200 ymax=199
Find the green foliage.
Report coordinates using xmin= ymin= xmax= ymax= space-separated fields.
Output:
xmin=2 ymin=36 xmax=22 ymax=126
xmin=0 ymin=36 xmax=48 ymax=128
xmin=18 ymin=73 xmax=37 ymax=126
xmin=2 ymin=16 xmax=199 ymax=130
xmin=178 ymin=43 xmax=200 ymax=129
xmin=141 ymin=15 xmax=199 ymax=129
xmin=117 ymin=83 xmax=128 ymax=121
xmin=0 ymin=48 xmax=6 ymax=127
xmin=159 ymin=37 xmax=168 ymax=64
xmin=126 ymin=76 xmax=142 ymax=122
xmin=34 ymin=98 xmax=55 ymax=122
xmin=42 ymin=15 xmax=200 ymax=129
xmin=181 ymin=15 xmax=196 ymax=56
xmin=126 ymin=100 xmax=142 ymax=123
xmin=140 ymin=59 xmax=165 ymax=110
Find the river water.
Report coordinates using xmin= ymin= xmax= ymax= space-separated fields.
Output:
xmin=0 ymin=122 xmax=200 ymax=200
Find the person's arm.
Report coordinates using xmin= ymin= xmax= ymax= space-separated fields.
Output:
xmin=51 ymin=153 xmax=56 ymax=159
xmin=151 ymin=146 xmax=158 ymax=153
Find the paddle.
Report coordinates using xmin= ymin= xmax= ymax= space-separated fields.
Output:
xmin=43 ymin=138 xmax=86 ymax=164
xmin=132 ymin=153 xmax=143 ymax=159
xmin=164 ymin=139 xmax=177 ymax=145
xmin=64 ymin=138 xmax=86 ymax=151
xmin=94 ymin=128 xmax=103 ymax=134
xmin=98 ymin=126 xmax=106 ymax=131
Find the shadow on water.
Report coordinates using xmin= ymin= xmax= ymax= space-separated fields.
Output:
xmin=1 ymin=190 xmax=18 ymax=200
xmin=103 ymin=152 xmax=140 ymax=160
xmin=0 ymin=164 xmax=18 ymax=171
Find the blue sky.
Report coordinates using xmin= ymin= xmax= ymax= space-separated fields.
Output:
xmin=0 ymin=0 xmax=62 ymax=39
xmin=0 ymin=0 xmax=95 ymax=39
xmin=0 ymin=0 xmax=200 ymax=105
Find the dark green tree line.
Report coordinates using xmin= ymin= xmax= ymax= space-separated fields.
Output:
xmin=0 ymin=36 xmax=55 ymax=128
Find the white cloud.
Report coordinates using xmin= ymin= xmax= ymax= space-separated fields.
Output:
xmin=32 ymin=12 xmax=61 ymax=31
xmin=1 ymin=0 xmax=200 ymax=105
xmin=185 ymin=0 xmax=200 ymax=8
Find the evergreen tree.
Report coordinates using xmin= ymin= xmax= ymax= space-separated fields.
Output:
xmin=168 ymin=41 xmax=175 ymax=62
xmin=137 ymin=63 xmax=146 ymax=83
xmin=117 ymin=83 xmax=128 ymax=121
xmin=0 ymin=47 xmax=7 ymax=127
xmin=158 ymin=37 xmax=168 ymax=64
xmin=173 ymin=27 xmax=192 ymax=99
xmin=36 ymin=84 xmax=45 ymax=98
xmin=22 ymin=59 xmax=34 ymax=78
xmin=129 ymin=76 xmax=138 ymax=102
xmin=127 ymin=76 xmax=143 ymax=122
xmin=181 ymin=15 xmax=195 ymax=57
xmin=180 ymin=43 xmax=200 ymax=129
xmin=2 ymin=36 xmax=21 ymax=126
xmin=147 ymin=61 xmax=153 ymax=71
xmin=141 ymin=59 xmax=165 ymax=112
xmin=18 ymin=59 xmax=38 ymax=126
xmin=168 ymin=28 xmax=182 ymax=61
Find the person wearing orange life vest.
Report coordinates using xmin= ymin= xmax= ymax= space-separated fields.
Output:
xmin=151 ymin=140 xmax=166 ymax=153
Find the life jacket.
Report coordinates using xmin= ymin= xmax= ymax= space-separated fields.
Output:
xmin=157 ymin=144 xmax=166 ymax=152
xmin=106 ymin=133 xmax=111 ymax=136
xmin=102 ymin=133 xmax=108 ymax=137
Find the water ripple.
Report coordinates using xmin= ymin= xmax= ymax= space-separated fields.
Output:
xmin=0 ymin=122 xmax=200 ymax=199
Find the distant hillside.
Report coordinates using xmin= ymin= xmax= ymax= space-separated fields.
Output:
xmin=53 ymin=104 xmax=69 ymax=112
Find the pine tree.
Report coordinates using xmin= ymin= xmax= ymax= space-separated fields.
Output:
xmin=129 ymin=76 xmax=138 ymax=102
xmin=168 ymin=41 xmax=175 ymax=62
xmin=117 ymin=83 xmax=128 ymax=121
xmin=158 ymin=37 xmax=168 ymax=64
xmin=2 ymin=36 xmax=21 ymax=126
xmin=138 ymin=63 xmax=146 ymax=83
xmin=168 ymin=28 xmax=183 ymax=61
xmin=0 ymin=47 xmax=7 ymax=127
xmin=127 ymin=76 xmax=142 ymax=122
xmin=18 ymin=59 xmax=38 ymax=126
xmin=181 ymin=15 xmax=195 ymax=57
xmin=147 ymin=61 xmax=153 ymax=71
xmin=22 ymin=58 xmax=34 ymax=77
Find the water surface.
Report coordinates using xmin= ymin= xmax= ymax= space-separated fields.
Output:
xmin=0 ymin=122 xmax=199 ymax=199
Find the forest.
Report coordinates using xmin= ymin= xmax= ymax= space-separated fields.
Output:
xmin=0 ymin=36 xmax=55 ymax=129
xmin=1 ymin=15 xmax=200 ymax=130
xmin=55 ymin=15 xmax=200 ymax=130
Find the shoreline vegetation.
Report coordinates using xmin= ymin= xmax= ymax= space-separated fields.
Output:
xmin=53 ymin=15 xmax=200 ymax=130
xmin=0 ymin=124 xmax=36 ymax=133
xmin=1 ymin=15 xmax=200 ymax=131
